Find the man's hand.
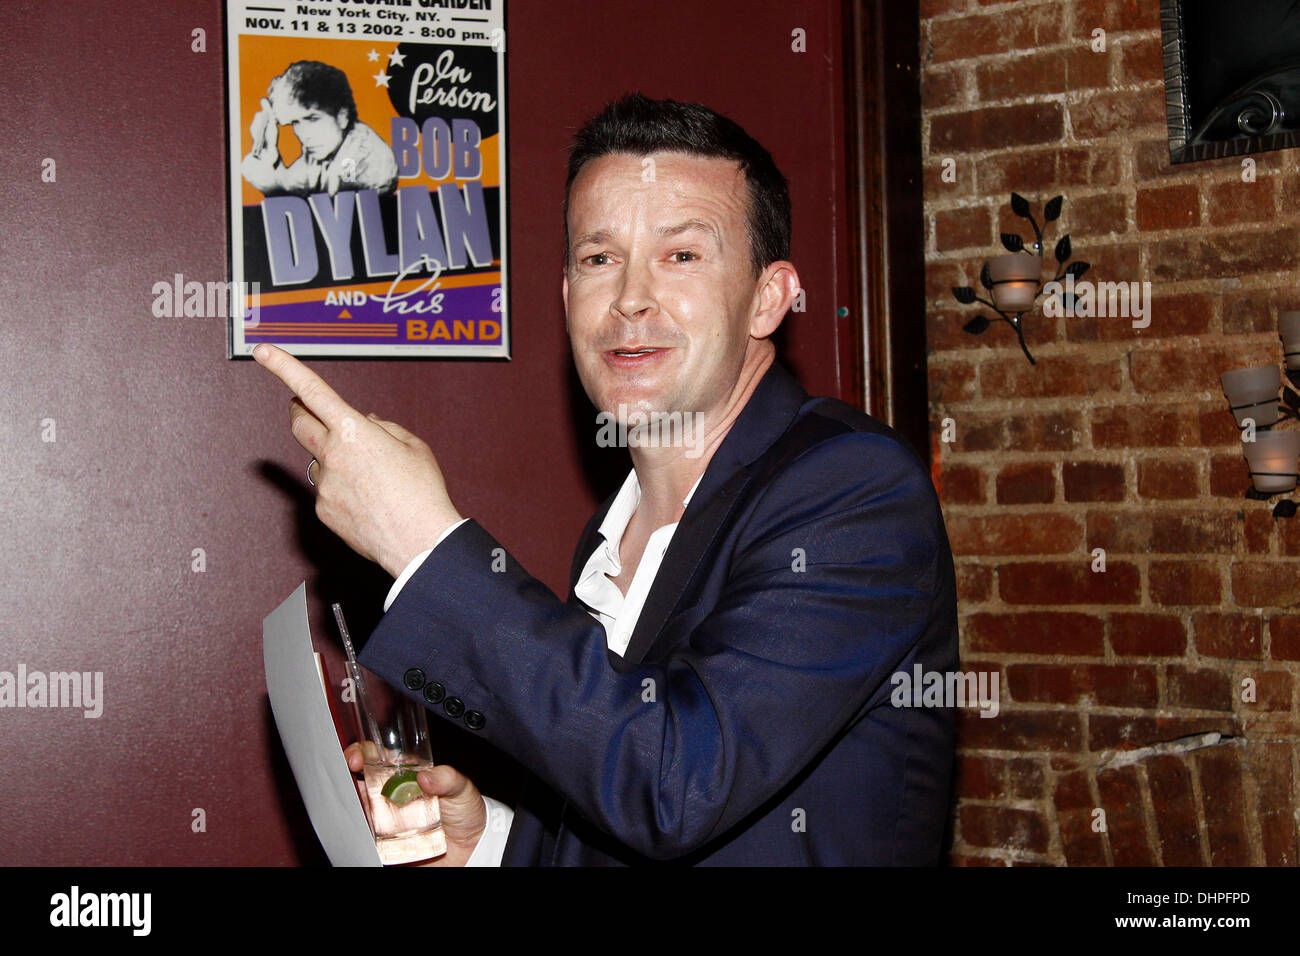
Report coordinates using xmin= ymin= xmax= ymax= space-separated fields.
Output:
xmin=345 ymin=744 xmax=487 ymax=867
xmin=253 ymin=343 xmax=462 ymax=577
xmin=249 ymin=96 xmax=279 ymax=159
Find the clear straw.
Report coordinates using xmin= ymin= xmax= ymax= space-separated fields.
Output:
xmin=332 ymin=602 xmax=383 ymax=760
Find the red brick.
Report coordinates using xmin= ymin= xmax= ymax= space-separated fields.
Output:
xmin=1232 ymin=563 xmax=1300 ymax=610
xmin=1086 ymin=510 xmax=1151 ymax=553
xmin=958 ymin=707 xmax=1085 ymax=751
xmin=937 ymin=462 xmax=984 ymax=505
xmin=1136 ymin=184 xmax=1200 ymax=231
xmin=1063 ymin=461 xmax=1125 ymax=502
xmin=1193 ymin=746 xmax=1253 ymax=865
xmin=1245 ymin=742 xmax=1298 ymax=866
xmin=1006 ymin=663 xmax=1158 ymax=707
xmin=1117 ymin=35 xmax=1163 ymax=85
xmin=1146 ymin=753 xmax=1205 ymax=865
xmin=928 ymin=305 xmax=999 ymax=353
xmin=967 ymin=612 xmax=1105 ymax=655
xmin=995 ymin=461 xmax=1055 ymax=504
xmin=1206 ymin=179 xmax=1277 ymax=226
xmin=999 ymin=561 xmax=1141 ymax=605
xmin=1193 ymin=611 xmax=1263 ymax=659
xmin=948 ymin=513 xmax=1081 ymax=556
xmin=1056 ymin=146 xmax=1123 ymax=187
xmin=1210 ymin=453 xmax=1250 ymax=496
xmin=1137 ymin=457 xmax=1200 ymax=500
xmin=1006 ymin=411 xmax=1083 ymax=451
xmin=924 ymin=157 xmax=976 ymax=198
xmin=956 ymin=562 xmax=994 ymax=603
xmin=1087 ymin=714 xmax=1241 ymax=751
xmin=948 ymin=852 xmax=1008 ymax=866
xmin=1133 ymin=138 xmax=1177 ymax=180
xmin=1150 ymin=560 xmax=1222 ymax=606
xmin=1243 ymin=669 xmax=1292 ymax=711
xmin=976 ymin=47 xmax=1110 ymax=101
xmin=935 ymin=205 xmax=992 ymax=252
xmin=1143 ymin=292 xmax=1214 ymax=338
xmin=1092 ymin=404 xmax=1198 ymax=448
xmin=1243 ymin=509 xmax=1272 ymax=553
xmin=1152 ymin=229 xmax=1300 ymax=282
xmin=1008 ymin=757 xmax=1045 ymax=800
xmin=955 ymin=754 xmax=1006 ymax=800
xmin=928 ymin=5 xmax=1067 ymax=64
xmin=929 ymin=358 xmax=977 ymax=403
xmin=925 ymin=260 xmax=969 ymax=304
xmin=1269 ymin=615 xmax=1300 ymax=661
xmin=1151 ymin=512 xmax=1238 ymax=552
xmin=1221 ymin=288 xmax=1284 ymax=335
xmin=1166 ymin=665 xmax=1234 ymax=710
xmin=1274 ymin=518 xmax=1300 ymax=556
xmin=1090 ymin=0 xmax=1160 ymax=31
xmin=1053 ymin=769 xmax=1107 ymax=865
xmin=921 ymin=67 xmax=965 ymax=111
xmin=920 ymin=0 xmax=965 ymax=17
xmin=1071 ymin=89 xmax=1166 ymax=140
xmin=930 ymin=103 xmax=1066 ymax=153
xmin=1096 ymin=765 xmax=1155 ymax=865
xmin=983 ymin=355 xmax=1124 ymax=399
xmin=1132 ymin=344 xmax=1275 ymax=394
xmin=958 ymin=804 xmax=1050 ymax=853
xmin=1197 ymin=403 xmax=1245 ymax=447
xmin=1067 ymin=193 xmax=1128 ymax=239
xmin=1109 ymin=613 xmax=1187 ymax=656
xmin=977 ymin=151 xmax=1059 ymax=195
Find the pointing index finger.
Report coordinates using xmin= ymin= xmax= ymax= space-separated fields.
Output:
xmin=253 ymin=344 xmax=357 ymax=431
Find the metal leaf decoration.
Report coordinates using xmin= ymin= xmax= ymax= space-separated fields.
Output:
xmin=1064 ymin=260 xmax=1090 ymax=278
xmin=1000 ymin=233 xmax=1025 ymax=252
xmin=1285 ymin=386 xmax=1300 ymax=410
xmin=952 ymin=286 xmax=977 ymax=304
xmin=1274 ymin=499 xmax=1298 ymax=518
xmin=1010 ymin=192 xmax=1031 ymax=217
xmin=963 ymin=316 xmax=990 ymax=334
xmin=1055 ymin=234 xmax=1071 ymax=263
xmin=1043 ymin=195 xmax=1063 ymax=222
xmin=980 ymin=262 xmax=993 ymax=290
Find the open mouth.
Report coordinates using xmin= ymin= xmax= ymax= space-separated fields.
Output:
xmin=611 ymin=347 xmax=661 ymax=357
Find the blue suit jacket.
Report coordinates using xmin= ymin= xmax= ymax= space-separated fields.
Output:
xmin=359 ymin=360 xmax=958 ymax=865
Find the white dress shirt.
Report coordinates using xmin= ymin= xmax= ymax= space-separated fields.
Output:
xmin=382 ymin=469 xmax=703 ymax=866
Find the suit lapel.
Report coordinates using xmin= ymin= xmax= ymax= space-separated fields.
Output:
xmin=618 ymin=361 xmax=810 ymax=667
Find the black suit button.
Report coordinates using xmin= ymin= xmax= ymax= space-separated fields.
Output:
xmin=464 ymin=710 xmax=485 ymax=731
xmin=402 ymin=668 xmax=426 ymax=691
xmin=443 ymin=696 xmax=465 ymax=718
xmin=422 ymin=682 xmax=445 ymax=705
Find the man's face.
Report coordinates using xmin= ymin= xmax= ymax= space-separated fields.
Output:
xmin=563 ymin=151 xmax=768 ymax=423
xmin=271 ymin=87 xmax=348 ymax=160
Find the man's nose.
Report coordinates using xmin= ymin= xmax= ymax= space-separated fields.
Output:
xmin=611 ymin=258 xmax=656 ymax=321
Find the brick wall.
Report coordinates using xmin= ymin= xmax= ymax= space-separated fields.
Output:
xmin=921 ymin=0 xmax=1300 ymax=865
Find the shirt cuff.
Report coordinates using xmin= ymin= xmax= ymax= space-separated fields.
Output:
xmin=463 ymin=794 xmax=514 ymax=867
xmin=382 ymin=518 xmax=470 ymax=613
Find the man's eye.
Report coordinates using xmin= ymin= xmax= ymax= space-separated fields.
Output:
xmin=584 ymin=253 xmax=610 ymax=266
xmin=670 ymin=250 xmax=698 ymax=262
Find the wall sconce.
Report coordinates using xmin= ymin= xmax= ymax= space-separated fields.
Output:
xmin=1221 ymin=313 xmax=1300 ymax=515
xmin=951 ymin=193 xmax=1089 ymax=366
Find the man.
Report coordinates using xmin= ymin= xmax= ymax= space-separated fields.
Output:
xmin=255 ymin=93 xmax=958 ymax=865
xmin=241 ymin=60 xmax=398 ymax=198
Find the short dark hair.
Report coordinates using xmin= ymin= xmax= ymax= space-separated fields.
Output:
xmin=564 ymin=93 xmax=791 ymax=277
xmin=273 ymin=61 xmax=358 ymax=129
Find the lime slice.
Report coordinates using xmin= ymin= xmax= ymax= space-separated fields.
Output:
xmin=380 ymin=768 xmax=423 ymax=806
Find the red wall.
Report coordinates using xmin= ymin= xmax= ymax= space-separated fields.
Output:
xmin=0 ymin=0 xmax=852 ymax=864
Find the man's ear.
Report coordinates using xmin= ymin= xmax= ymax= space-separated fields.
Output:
xmin=749 ymin=262 xmax=801 ymax=339
xmin=562 ymin=271 xmax=569 ymax=314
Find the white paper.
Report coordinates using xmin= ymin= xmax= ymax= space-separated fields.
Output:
xmin=263 ymin=583 xmax=381 ymax=867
